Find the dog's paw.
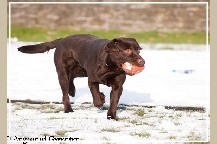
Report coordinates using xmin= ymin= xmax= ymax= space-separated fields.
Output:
xmin=107 ymin=110 xmax=117 ymax=120
xmin=93 ymin=101 xmax=104 ymax=108
xmin=107 ymin=115 xmax=117 ymax=120
xmin=64 ymin=108 xmax=74 ymax=113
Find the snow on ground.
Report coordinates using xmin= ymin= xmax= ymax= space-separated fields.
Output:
xmin=7 ymin=39 xmax=210 ymax=143
xmin=8 ymin=103 xmax=209 ymax=143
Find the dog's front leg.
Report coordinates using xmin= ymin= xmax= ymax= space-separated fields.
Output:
xmin=107 ymin=74 xmax=126 ymax=120
xmin=88 ymin=80 xmax=105 ymax=107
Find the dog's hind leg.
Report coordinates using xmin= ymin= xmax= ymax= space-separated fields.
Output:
xmin=56 ymin=67 xmax=73 ymax=113
xmin=69 ymin=65 xmax=87 ymax=97
xmin=68 ymin=77 xmax=76 ymax=97
xmin=54 ymin=53 xmax=75 ymax=113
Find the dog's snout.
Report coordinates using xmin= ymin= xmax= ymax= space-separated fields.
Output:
xmin=137 ymin=59 xmax=145 ymax=66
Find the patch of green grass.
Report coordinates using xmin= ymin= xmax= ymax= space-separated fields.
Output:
xmin=40 ymin=104 xmax=63 ymax=113
xmin=11 ymin=102 xmax=62 ymax=113
xmin=175 ymin=112 xmax=183 ymax=117
xmin=40 ymin=133 xmax=51 ymax=136
xmin=159 ymin=131 xmax=168 ymax=134
xmin=41 ymin=104 xmax=56 ymax=110
xmin=116 ymin=116 xmax=129 ymax=121
xmin=48 ymin=117 xmax=63 ymax=120
xmin=10 ymin=25 xmax=209 ymax=44
xmin=53 ymin=107 xmax=64 ymax=113
xmin=169 ymin=136 xmax=177 ymax=140
xmin=12 ymin=103 xmax=40 ymax=112
xmin=83 ymin=104 xmax=94 ymax=109
xmin=142 ymin=122 xmax=150 ymax=125
xmin=187 ymin=131 xmax=202 ymax=141
xmin=101 ymin=127 xmax=120 ymax=133
xmin=55 ymin=130 xmax=67 ymax=137
xmin=130 ymin=131 xmax=151 ymax=138
xmin=134 ymin=108 xmax=145 ymax=117
xmin=174 ymin=122 xmax=182 ymax=126
xmin=20 ymin=104 xmax=36 ymax=109
xmin=129 ymin=119 xmax=140 ymax=125
xmin=102 ymin=136 xmax=110 ymax=141
xmin=148 ymin=109 xmax=154 ymax=112
xmin=20 ymin=104 xmax=29 ymax=109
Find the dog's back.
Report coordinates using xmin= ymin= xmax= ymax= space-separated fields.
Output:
xmin=17 ymin=34 xmax=104 ymax=54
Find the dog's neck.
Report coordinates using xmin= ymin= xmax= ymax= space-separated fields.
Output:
xmin=105 ymin=54 xmax=117 ymax=67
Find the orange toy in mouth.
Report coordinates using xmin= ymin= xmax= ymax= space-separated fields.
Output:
xmin=121 ymin=62 xmax=144 ymax=75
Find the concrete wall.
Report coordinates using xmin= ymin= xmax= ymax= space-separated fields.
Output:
xmin=8 ymin=0 xmax=210 ymax=33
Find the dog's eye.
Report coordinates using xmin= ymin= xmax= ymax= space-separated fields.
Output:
xmin=124 ymin=49 xmax=132 ymax=54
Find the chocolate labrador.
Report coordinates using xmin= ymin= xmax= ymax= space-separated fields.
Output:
xmin=18 ymin=34 xmax=145 ymax=120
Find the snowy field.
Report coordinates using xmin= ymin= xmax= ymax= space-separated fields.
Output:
xmin=7 ymin=39 xmax=210 ymax=143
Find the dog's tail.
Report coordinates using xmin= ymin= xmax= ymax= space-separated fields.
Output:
xmin=17 ymin=38 xmax=63 ymax=54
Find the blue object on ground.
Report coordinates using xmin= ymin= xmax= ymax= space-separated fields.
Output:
xmin=172 ymin=70 xmax=195 ymax=74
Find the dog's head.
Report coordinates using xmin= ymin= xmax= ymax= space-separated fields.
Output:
xmin=104 ymin=37 xmax=145 ymax=74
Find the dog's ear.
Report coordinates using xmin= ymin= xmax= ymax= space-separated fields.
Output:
xmin=104 ymin=38 xmax=119 ymax=53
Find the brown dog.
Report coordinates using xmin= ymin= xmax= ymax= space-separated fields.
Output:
xmin=18 ymin=34 xmax=145 ymax=120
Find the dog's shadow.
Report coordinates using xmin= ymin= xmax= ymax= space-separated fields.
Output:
xmin=70 ymin=86 xmax=153 ymax=110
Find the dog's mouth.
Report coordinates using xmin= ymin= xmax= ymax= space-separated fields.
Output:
xmin=121 ymin=62 xmax=145 ymax=75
